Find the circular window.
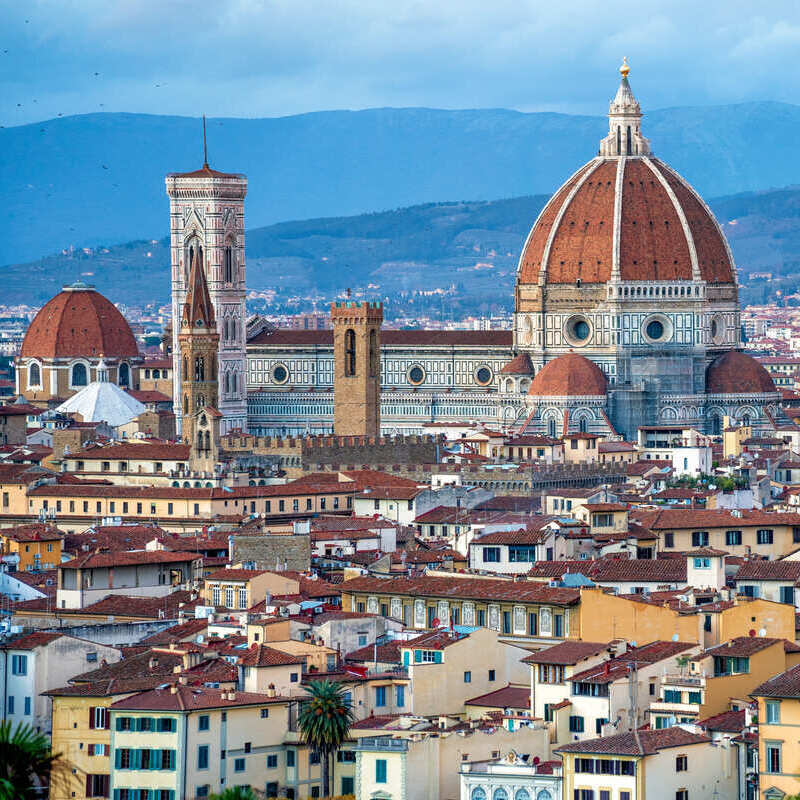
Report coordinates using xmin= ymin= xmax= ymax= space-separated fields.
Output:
xmin=408 ymin=366 xmax=425 ymax=385
xmin=710 ymin=315 xmax=726 ymax=345
xmin=565 ymin=315 xmax=592 ymax=345
xmin=475 ymin=366 xmax=493 ymax=386
xmin=642 ymin=314 xmax=672 ymax=343
xmin=272 ymin=364 xmax=289 ymax=384
xmin=646 ymin=319 xmax=664 ymax=339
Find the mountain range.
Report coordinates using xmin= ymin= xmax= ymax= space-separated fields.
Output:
xmin=6 ymin=184 xmax=800 ymax=310
xmin=5 ymin=102 xmax=800 ymax=269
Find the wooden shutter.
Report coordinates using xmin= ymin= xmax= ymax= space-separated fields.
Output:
xmin=86 ymin=775 xmax=93 ymax=797
xmin=88 ymin=707 xmax=96 ymax=729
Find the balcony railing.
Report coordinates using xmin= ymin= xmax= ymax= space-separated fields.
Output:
xmin=662 ymin=673 xmax=705 ymax=687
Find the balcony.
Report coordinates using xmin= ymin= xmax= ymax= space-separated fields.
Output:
xmin=662 ymin=672 xmax=705 ymax=687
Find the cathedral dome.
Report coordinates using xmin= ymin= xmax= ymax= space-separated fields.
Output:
xmin=528 ymin=353 xmax=607 ymax=397
xmin=21 ymin=283 xmax=138 ymax=360
xmin=706 ymin=351 xmax=776 ymax=395
xmin=517 ymin=65 xmax=736 ymax=288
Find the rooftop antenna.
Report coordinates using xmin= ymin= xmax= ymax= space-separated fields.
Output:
xmin=202 ymin=114 xmax=209 ymax=168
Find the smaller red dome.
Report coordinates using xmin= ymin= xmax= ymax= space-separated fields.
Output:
xmin=528 ymin=353 xmax=608 ymax=397
xmin=501 ymin=353 xmax=534 ymax=375
xmin=706 ymin=351 xmax=776 ymax=395
xmin=21 ymin=283 xmax=138 ymax=361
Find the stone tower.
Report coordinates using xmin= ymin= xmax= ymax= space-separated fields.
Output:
xmin=165 ymin=134 xmax=248 ymax=435
xmin=331 ymin=300 xmax=383 ymax=437
xmin=178 ymin=250 xmax=220 ymax=458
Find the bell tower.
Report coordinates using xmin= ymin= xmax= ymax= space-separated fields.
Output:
xmin=178 ymin=250 xmax=220 ymax=455
xmin=331 ymin=299 xmax=382 ymax=437
xmin=165 ymin=118 xmax=248 ymax=435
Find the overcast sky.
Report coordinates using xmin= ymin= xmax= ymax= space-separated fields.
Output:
xmin=4 ymin=1 xmax=800 ymax=126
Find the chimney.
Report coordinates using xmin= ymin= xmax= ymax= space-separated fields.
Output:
xmin=169 ymin=684 xmax=179 ymax=694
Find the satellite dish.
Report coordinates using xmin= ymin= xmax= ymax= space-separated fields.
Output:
xmin=532 ymin=756 xmax=540 ymax=765
xmin=748 ymin=629 xmax=756 ymax=637
xmin=759 ymin=628 xmax=767 ymax=637
xmin=672 ymin=633 xmax=679 ymax=641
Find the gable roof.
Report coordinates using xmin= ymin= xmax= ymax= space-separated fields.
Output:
xmin=465 ymin=684 xmax=531 ymax=709
xmin=556 ymin=727 xmax=710 ymax=755
xmin=522 ymin=641 xmax=610 ymax=666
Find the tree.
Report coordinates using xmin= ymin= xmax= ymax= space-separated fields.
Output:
xmin=208 ymin=789 xmax=257 ymax=800
xmin=297 ymin=679 xmax=355 ymax=797
xmin=0 ymin=720 xmax=60 ymax=800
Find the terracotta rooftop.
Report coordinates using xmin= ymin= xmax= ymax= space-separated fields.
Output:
xmin=248 ymin=329 xmax=513 ymax=348
xmin=518 ymin=156 xmax=735 ymax=287
xmin=465 ymin=684 xmax=531 ymax=709
xmin=341 ymin=575 xmax=580 ymax=606
xmin=631 ymin=508 xmax=800 ymax=530
xmin=752 ymin=662 xmax=800 ymax=698
xmin=60 ymin=549 xmax=201 ymax=570
xmin=20 ymin=285 xmax=139 ymax=360
xmin=706 ymin=351 xmax=777 ymax=395
xmin=500 ymin=353 xmax=535 ymax=375
xmin=0 ymin=523 xmax=63 ymax=542
xmin=555 ymin=726 xmax=711 ymax=756
xmin=692 ymin=636 xmax=786 ymax=661
xmin=699 ymin=709 xmax=747 ymax=733
xmin=522 ymin=641 xmax=611 ymax=666
xmin=0 ymin=631 xmax=63 ymax=650
xmin=570 ymin=641 xmax=696 ymax=684
xmin=528 ymin=353 xmax=607 ymax=397
xmin=735 ymin=560 xmax=800 ymax=582
xmin=237 ymin=644 xmax=305 ymax=667
xmin=111 ymin=685 xmax=289 ymax=711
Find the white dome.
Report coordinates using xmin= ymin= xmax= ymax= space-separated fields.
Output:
xmin=56 ymin=360 xmax=145 ymax=428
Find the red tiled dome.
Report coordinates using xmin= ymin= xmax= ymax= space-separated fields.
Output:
xmin=706 ymin=351 xmax=776 ymax=395
xmin=501 ymin=353 xmax=534 ymax=375
xmin=517 ymin=157 xmax=736 ymax=286
xmin=21 ymin=284 xmax=138 ymax=360
xmin=528 ymin=353 xmax=607 ymax=397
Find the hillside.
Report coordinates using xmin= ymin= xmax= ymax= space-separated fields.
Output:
xmin=5 ymin=102 xmax=800 ymax=267
xmin=6 ymin=186 xmax=800 ymax=311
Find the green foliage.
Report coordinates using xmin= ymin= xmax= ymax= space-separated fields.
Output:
xmin=296 ymin=680 xmax=355 ymax=798
xmin=208 ymin=789 xmax=258 ymax=800
xmin=0 ymin=720 xmax=60 ymax=800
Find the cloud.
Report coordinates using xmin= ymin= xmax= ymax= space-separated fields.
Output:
xmin=4 ymin=0 xmax=800 ymax=125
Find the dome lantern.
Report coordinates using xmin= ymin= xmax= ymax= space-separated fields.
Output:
xmin=599 ymin=58 xmax=651 ymax=157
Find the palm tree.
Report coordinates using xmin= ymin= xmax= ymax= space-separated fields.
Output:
xmin=297 ymin=679 xmax=355 ymax=798
xmin=0 ymin=720 xmax=60 ymax=800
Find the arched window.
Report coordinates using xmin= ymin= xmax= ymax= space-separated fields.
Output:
xmin=224 ymin=242 xmax=234 ymax=283
xmin=616 ymin=125 xmax=621 ymax=155
xmin=515 ymin=790 xmax=530 ymax=800
xmin=183 ymin=357 xmax=188 ymax=382
xmin=183 ymin=395 xmax=189 ymax=415
xmin=185 ymin=239 xmax=203 ymax=282
xmin=536 ymin=791 xmax=552 ymax=800
xmin=369 ymin=329 xmax=379 ymax=377
xmin=224 ymin=373 xmax=230 ymax=394
xmin=493 ymin=789 xmax=508 ymax=800
xmin=197 ymin=394 xmax=205 ymax=408
xmin=118 ymin=363 xmax=130 ymax=387
xmin=194 ymin=357 xmax=205 ymax=382
xmin=344 ymin=329 xmax=356 ymax=376
xmin=710 ymin=414 xmax=721 ymax=436
xmin=197 ymin=431 xmax=203 ymax=451
xmin=71 ymin=362 xmax=88 ymax=387
xmin=547 ymin=418 xmax=556 ymax=438
xmin=626 ymin=124 xmax=632 ymax=155
xmin=742 ymin=414 xmax=751 ymax=426
xmin=28 ymin=362 xmax=41 ymax=387
xmin=579 ymin=417 xmax=588 ymax=433
xmin=470 ymin=789 xmax=487 ymax=800
xmin=204 ymin=431 xmax=211 ymax=451
xmin=232 ymin=372 xmax=237 ymax=393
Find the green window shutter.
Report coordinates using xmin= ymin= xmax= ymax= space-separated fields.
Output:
xmin=414 ymin=650 xmax=422 ymax=663
xmin=152 ymin=749 xmax=162 ymax=770
xmin=115 ymin=749 xmax=121 ymax=769
xmin=116 ymin=717 xmax=124 ymax=731
xmin=434 ymin=651 xmax=443 ymax=663
xmin=403 ymin=651 xmax=410 ymax=667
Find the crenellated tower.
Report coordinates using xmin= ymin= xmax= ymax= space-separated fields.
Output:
xmin=331 ymin=300 xmax=383 ymax=437
xmin=165 ymin=125 xmax=248 ymax=435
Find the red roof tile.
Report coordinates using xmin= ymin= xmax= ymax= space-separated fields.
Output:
xmin=528 ymin=353 xmax=607 ymax=397
xmin=465 ymin=684 xmax=531 ymax=709
xmin=111 ymin=685 xmax=289 ymax=711
xmin=522 ymin=641 xmax=610 ymax=665
xmin=555 ymin=726 xmax=710 ymax=755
